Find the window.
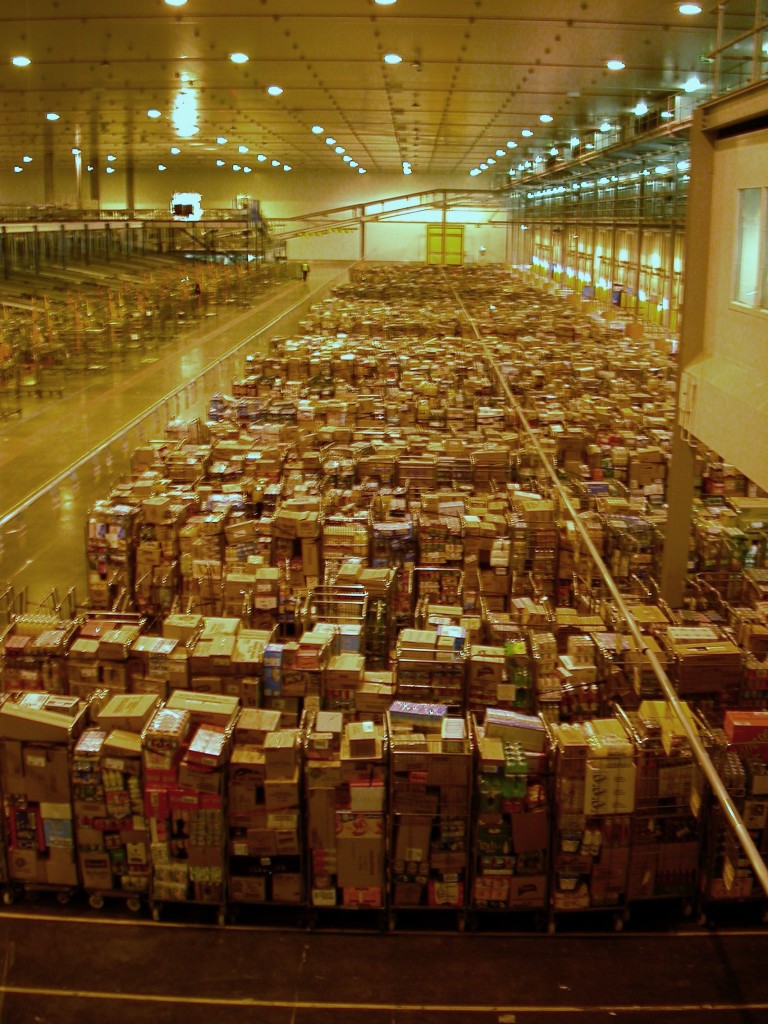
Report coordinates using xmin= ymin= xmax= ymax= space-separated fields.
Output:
xmin=735 ymin=188 xmax=762 ymax=306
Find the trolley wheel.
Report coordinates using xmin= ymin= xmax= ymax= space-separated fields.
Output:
xmin=2 ymin=889 xmax=14 ymax=907
xmin=151 ymin=905 xmax=161 ymax=922
xmin=88 ymin=894 xmax=105 ymax=911
xmin=547 ymin=920 xmax=556 ymax=935
xmin=126 ymin=898 xmax=142 ymax=913
xmin=613 ymin=913 xmax=624 ymax=932
xmin=56 ymin=889 xmax=72 ymax=906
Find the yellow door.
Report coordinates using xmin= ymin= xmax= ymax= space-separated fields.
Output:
xmin=427 ymin=224 xmax=464 ymax=265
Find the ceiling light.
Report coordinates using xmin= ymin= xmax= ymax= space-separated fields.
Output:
xmin=46 ymin=112 xmax=60 ymax=121
xmin=71 ymin=147 xmax=81 ymax=155
xmin=22 ymin=155 xmax=32 ymax=163
xmin=495 ymin=149 xmax=505 ymax=157
xmin=606 ymin=59 xmax=625 ymax=71
xmin=283 ymin=164 xmax=292 ymax=171
xmin=585 ymin=142 xmax=594 ymax=149
xmin=349 ymin=160 xmax=358 ymax=168
xmin=170 ymin=146 xmax=181 ymax=155
xmin=311 ymin=125 xmax=324 ymax=134
xmin=271 ymin=159 xmax=280 ymax=166
xmin=244 ymin=166 xmax=252 ymax=173
xmin=165 ymin=0 xmax=188 ymax=6
xmin=677 ymin=159 xmax=690 ymax=171
xmin=683 ymin=75 xmax=703 ymax=92
xmin=633 ymin=100 xmax=649 ymax=116
xmin=13 ymin=166 xmax=22 ymax=173
xmin=678 ymin=3 xmax=702 ymax=13
xmin=230 ymin=52 xmax=249 ymax=64
xmin=480 ymin=162 xmax=488 ymax=170
xmin=267 ymin=85 xmax=283 ymax=96
xmin=549 ymin=147 xmax=558 ymax=156
xmin=470 ymin=168 xmax=480 ymax=176
xmin=506 ymin=140 xmax=518 ymax=149
xmin=375 ymin=1 xmax=398 ymax=5
xmin=147 ymin=108 xmax=162 ymax=118
xmin=257 ymin=154 xmax=266 ymax=162
xmin=217 ymin=136 xmax=227 ymax=145
xmin=403 ymin=166 xmax=412 ymax=175
xmin=326 ymin=137 xmax=336 ymax=145
xmin=539 ymin=113 xmax=554 ymax=123
xmin=106 ymin=166 xmax=115 ymax=174
xmin=661 ymin=110 xmax=674 ymax=119
xmin=384 ymin=53 xmax=402 ymax=65
xmin=521 ymin=129 xmax=533 ymax=137
xmin=106 ymin=153 xmax=116 ymax=162
xmin=233 ymin=164 xmax=241 ymax=171
xmin=343 ymin=154 xmax=351 ymax=162
xmin=570 ymin=136 xmax=580 ymax=146
xmin=216 ymin=159 xmax=225 ymax=166
xmin=158 ymin=164 xmax=167 ymax=171
xmin=335 ymin=145 xmax=345 ymax=154
xmin=599 ymin=120 xmax=613 ymax=132
xmin=655 ymin=164 xmax=670 ymax=174
xmin=87 ymin=165 xmax=93 ymax=172
xmin=358 ymin=168 xmax=366 ymax=174
xmin=11 ymin=56 xmax=31 ymax=67
xmin=487 ymin=157 xmax=496 ymax=164
xmin=238 ymin=144 xmax=249 ymax=153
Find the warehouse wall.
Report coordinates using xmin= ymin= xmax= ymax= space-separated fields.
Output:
xmin=682 ymin=121 xmax=768 ymax=492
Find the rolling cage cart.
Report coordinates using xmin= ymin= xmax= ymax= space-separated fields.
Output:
xmin=546 ymin=716 xmax=636 ymax=933
xmin=612 ymin=703 xmax=700 ymax=923
xmin=70 ymin=693 xmax=160 ymax=912
xmin=0 ymin=610 xmax=79 ymax=696
xmin=304 ymin=709 xmax=388 ymax=928
xmin=469 ymin=712 xmax=551 ymax=930
xmin=143 ymin=691 xmax=239 ymax=925
xmin=0 ymin=692 xmax=88 ymax=906
xmin=227 ymin=709 xmax=306 ymax=923
xmin=386 ymin=704 xmax=473 ymax=930
xmin=393 ymin=630 xmax=467 ymax=708
xmin=693 ymin=711 xmax=768 ymax=926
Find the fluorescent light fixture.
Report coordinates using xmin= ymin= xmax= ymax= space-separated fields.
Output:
xmin=335 ymin=145 xmax=345 ymax=154
xmin=267 ymin=85 xmax=283 ymax=96
xmin=343 ymin=154 xmax=351 ymax=162
xmin=506 ymin=140 xmax=518 ymax=148
xmin=11 ymin=56 xmax=31 ymax=67
xmin=683 ymin=75 xmax=702 ymax=92
xmin=170 ymin=146 xmax=181 ymax=155
xmin=495 ymin=149 xmax=505 ymax=157
xmin=216 ymin=159 xmax=225 ymax=166
xmin=326 ymin=137 xmax=336 ymax=145
xmin=71 ymin=147 xmax=81 ymax=155
xmin=470 ymin=168 xmax=480 ymax=176
xmin=375 ymin=0 xmax=397 ymax=5
xmin=678 ymin=3 xmax=702 ymax=13
xmin=217 ymin=136 xmax=227 ymax=145
xmin=480 ymin=162 xmax=488 ymax=170
xmin=106 ymin=153 xmax=116 ymax=162
xmin=487 ymin=157 xmax=496 ymax=164
xmin=283 ymin=164 xmax=292 ymax=171
xmin=233 ymin=164 xmax=241 ymax=171
xmin=271 ymin=159 xmax=280 ymax=166
xmin=677 ymin=159 xmax=690 ymax=171
xmin=358 ymin=167 xmax=366 ymax=174
xmin=238 ymin=144 xmax=249 ymax=153
xmin=606 ymin=59 xmax=625 ymax=71
xmin=243 ymin=166 xmax=252 ymax=173
xmin=384 ymin=53 xmax=402 ymax=64
xmin=521 ymin=129 xmax=533 ymax=137
xmin=570 ymin=136 xmax=580 ymax=146
xmin=158 ymin=164 xmax=167 ymax=171
xmin=349 ymin=160 xmax=358 ymax=167
xmin=311 ymin=125 xmax=324 ymax=134
xmin=172 ymin=88 xmax=198 ymax=136
xmin=22 ymin=155 xmax=32 ymax=163
xmin=549 ymin=147 xmax=558 ymax=156
xmin=13 ymin=166 xmax=22 ymax=173
xmin=539 ymin=113 xmax=553 ymax=123
xmin=661 ymin=110 xmax=674 ymax=119
xmin=257 ymin=154 xmax=266 ymax=161
xmin=46 ymin=112 xmax=60 ymax=121
xmin=230 ymin=52 xmax=249 ymax=64
xmin=599 ymin=120 xmax=612 ymax=132
xmin=147 ymin=108 xmax=162 ymax=118
xmin=634 ymin=100 xmax=649 ymax=116
xmin=165 ymin=0 xmax=188 ymax=6
xmin=655 ymin=164 xmax=670 ymax=174
xmin=106 ymin=166 xmax=115 ymax=174
xmin=403 ymin=167 xmax=412 ymax=174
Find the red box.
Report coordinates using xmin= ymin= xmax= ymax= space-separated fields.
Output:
xmin=723 ymin=711 xmax=768 ymax=758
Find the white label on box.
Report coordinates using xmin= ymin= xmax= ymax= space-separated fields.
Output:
xmin=254 ymin=597 xmax=278 ymax=610
xmin=25 ymin=754 xmax=46 ymax=769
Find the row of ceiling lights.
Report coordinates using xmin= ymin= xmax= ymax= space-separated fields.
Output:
xmin=522 ymin=160 xmax=691 ymax=198
xmin=310 ymin=126 xmax=366 ymax=174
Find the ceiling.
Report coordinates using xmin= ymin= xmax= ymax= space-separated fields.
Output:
xmin=0 ymin=1 xmax=763 ymax=184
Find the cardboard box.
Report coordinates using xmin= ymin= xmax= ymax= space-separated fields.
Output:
xmin=98 ymin=694 xmax=160 ymax=734
xmin=263 ymin=769 xmax=300 ymax=810
xmin=264 ymin=730 xmax=299 ymax=779
xmin=507 ymin=874 xmax=547 ymax=908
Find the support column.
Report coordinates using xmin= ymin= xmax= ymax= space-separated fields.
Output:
xmin=360 ymin=213 xmax=366 ymax=260
xmin=660 ymin=106 xmax=715 ymax=606
xmin=125 ymin=152 xmax=135 ymax=213
xmin=43 ymin=124 xmax=55 ymax=206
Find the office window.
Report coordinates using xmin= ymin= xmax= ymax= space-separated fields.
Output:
xmin=735 ymin=187 xmax=762 ymax=306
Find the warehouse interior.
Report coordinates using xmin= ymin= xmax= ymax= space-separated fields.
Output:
xmin=2 ymin=3 xmax=768 ymax=1022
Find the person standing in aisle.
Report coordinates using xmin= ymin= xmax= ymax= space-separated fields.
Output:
xmin=302 ymin=261 xmax=310 ymax=282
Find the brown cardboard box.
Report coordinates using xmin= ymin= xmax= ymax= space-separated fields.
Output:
xmin=307 ymin=788 xmax=336 ymax=848
xmin=263 ymin=769 xmax=300 ymax=810
xmin=264 ymin=730 xmax=299 ymax=779
xmin=394 ymin=815 xmax=432 ymax=862
xmin=98 ymin=693 xmax=160 ymax=733
xmin=336 ymin=834 xmax=384 ymax=889
xmin=80 ymin=851 xmax=113 ymax=890
xmin=235 ymin=708 xmax=281 ymax=745
xmin=24 ymin=746 xmax=71 ymax=803
xmin=271 ymin=873 xmax=303 ymax=904
xmin=507 ymin=874 xmax=546 ymax=908
xmin=0 ymin=702 xmax=87 ymax=744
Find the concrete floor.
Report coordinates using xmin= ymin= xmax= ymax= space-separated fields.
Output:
xmin=1 ymin=261 xmax=768 ymax=1023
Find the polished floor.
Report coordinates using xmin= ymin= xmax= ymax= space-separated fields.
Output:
xmin=1 ymin=260 xmax=767 ymax=1023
